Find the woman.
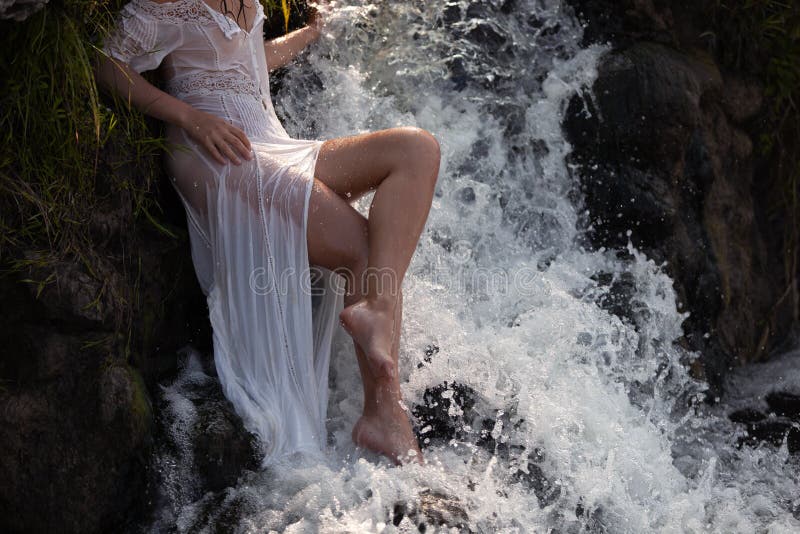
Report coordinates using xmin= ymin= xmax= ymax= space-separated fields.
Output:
xmin=96 ymin=0 xmax=440 ymax=465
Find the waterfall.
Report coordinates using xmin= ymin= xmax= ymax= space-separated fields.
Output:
xmin=147 ymin=1 xmax=800 ymax=531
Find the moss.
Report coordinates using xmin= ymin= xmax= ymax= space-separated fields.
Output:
xmin=127 ymin=364 xmax=153 ymax=435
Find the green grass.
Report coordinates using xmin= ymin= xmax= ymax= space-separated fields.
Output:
xmin=0 ymin=0 xmax=293 ymax=267
xmin=0 ymin=0 xmax=159 ymax=268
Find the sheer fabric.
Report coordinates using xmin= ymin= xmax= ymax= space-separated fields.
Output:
xmin=105 ymin=0 xmax=344 ymax=464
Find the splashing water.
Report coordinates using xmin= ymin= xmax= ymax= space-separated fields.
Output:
xmin=148 ymin=0 xmax=800 ymax=531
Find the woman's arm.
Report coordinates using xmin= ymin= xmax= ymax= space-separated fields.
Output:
xmin=94 ymin=56 xmax=252 ymax=165
xmin=263 ymin=7 xmax=325 ymax=72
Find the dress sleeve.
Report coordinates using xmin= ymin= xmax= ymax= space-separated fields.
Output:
xmin=103 ymin=0 xmax=184 ymax=74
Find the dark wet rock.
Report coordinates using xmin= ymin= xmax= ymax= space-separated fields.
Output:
xmin=0 ymin=359 xmax=153 ymax=534
xmin=153 ymin=357 xmax=259 ymax=502
xmin=412 ymin=381 xmax=561 ymax=507
xmin=445 ymin=55 xmax=469 ymax=91
xmin=465 ymin=2 xmax=489 ymax=20
xmin=417 ymin=343 xmax=440 ymax=369
xmin=728 ymin=408 xmax=767 ymax=425
xmin=791 ymin=428 xmax=800 ymax=455
xmin=193 ymin=398 xmax=260 ymax=492
xmin=476 ymin=426 xmax=561 ymax=508
xmin=737 ymin=418 xmax=800 ymax=454
xmin=564 ymin=35 xmax=782 ymax=394
xmin=765 ymin=391 xmax=800 ymax=421
xmin=0 ymin=138 xmax=210 ymax=533
xmin=457 ymin=186 xmax=477 ymax=204
xmin=182 ymin=485 xmax=261 ymax=534
xmin=575 ymin=499 xmax=608 ymax=532
xmin=475 ymin=409 xmax=522 ymax=451
xmin=592 ymin=271 xmax=638 ymax=325
xmin=430 ymin=228 xmax=456 ymax=253
xmin=729 ymin=400 xmax=800 ymax=454
xmin=440 ymin=2 xmax=461 ymax=25
xmin=0 ymin=0 xmax=47 ymax=21
xmin=393 ymin=490 xmax=471 ymax=532
xmin=465 ymin=20 xmax=508 ymax=52
xmin=413 ymin=382 xmax=478 ymax=445
xmin=499 ymin=0 xmax=516 ymax=15
xmin=501 ymin=448 xmax=561 ymax=508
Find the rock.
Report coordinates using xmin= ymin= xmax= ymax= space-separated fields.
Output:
xmin=412 ymin=380 xmax=560 ymax=508
xmin=193 ymin=397 xmax=260 ymax=492
xmin=412 ymin=382 xmax=478 ymax=445
xmin=440 ymin=2 xmax=461 ymax=25
xmin=502 ymin=448 xmax=561 ymax=508
xmin=564 ymin=38 xmax=779 ymax=392
xmin=721 ymin=77 xmax=764 ymax=125
xmin=729 ymin=401 xmax=800 ymax=454
xmin=0 ymin=158 xmax=210 ymax=533
xmin=765 ymin=391 xmax=800 ymax=421
xmin=0 ymin=362 xmax=152 ymax=534
xmin=567 ymin=0 xmax=676 ymax=48
xmin=737 ymin=418 xmax=799 ymax=453
xmin=457 ymin=187 xmax=476 ymax=204
xmin=0 ymin=0 xmax=47 ymax=21
xmin=150 ymin=354 xmax=259 ymax=516
xmin=592 ymin=271 xmax=638 ymax=325
xmin=728 ymin=408 xmax=766 ymax=425
xmin=179 ymin=490 xmax=261 ymax=534
xmin=445 ymin=55 xmax=469 ymax=91
xmin=417 ymin=343 xmax=440 ymax=369
xmin=392 ymin=490 xmax=471 ymax=532
xmin=465 ymin=20 xmax=509 ymax=52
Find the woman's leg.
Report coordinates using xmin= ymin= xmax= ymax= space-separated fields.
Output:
xmin=306 ymin=178 xmax=421 ymax=463
xmin=313 ymin=126 xmax=440 ymax=380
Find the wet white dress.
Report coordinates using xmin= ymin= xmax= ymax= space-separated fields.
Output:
xmin=105 ymin=0 xmax=344 ymax=465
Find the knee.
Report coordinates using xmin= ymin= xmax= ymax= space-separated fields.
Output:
xmin=395 ymin=127 xmax=441 ymax=184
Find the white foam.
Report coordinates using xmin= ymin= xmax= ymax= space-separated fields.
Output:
xmin=153 ymin=0 xmax=800 ymax=531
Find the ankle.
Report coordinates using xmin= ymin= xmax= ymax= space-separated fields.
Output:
xmin=363 ymin=294 xmax=397 ymax=312
xmin=363 ymin=388 xmax=404 ymax=416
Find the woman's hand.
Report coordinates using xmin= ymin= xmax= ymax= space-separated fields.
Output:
xmin=181 ymin=108 xmax=252 ymax=165
xmin=264 ymin=1 xmax=331 ymax=71
xmin=306 ymin=1 xmax=329 ymax=39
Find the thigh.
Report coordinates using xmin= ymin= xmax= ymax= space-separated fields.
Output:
xmin=306 ymin=177 xmax=368 ymax=273
xmin=314 ymin=127 xmax=416 ymax=200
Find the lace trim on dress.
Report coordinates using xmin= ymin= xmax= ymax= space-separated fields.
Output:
xmin=130 ymin=0 xmax=214 ymax=25
xmin=167 ymin=72 xmax=261 ymax=99
xmin=129 ymin=0 xmax=263 ymax=39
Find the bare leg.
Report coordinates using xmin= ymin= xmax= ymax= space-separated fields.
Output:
xmin=351 ymin=291 xmax=423 ymax=464
xmin=306 ymin=178 xmax=421 ymax=463
xmin=314 ymin=127 xmax=441 ymax=380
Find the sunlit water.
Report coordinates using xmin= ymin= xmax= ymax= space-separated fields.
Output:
xmin=147 ymin=0 xmax=800 ymax=531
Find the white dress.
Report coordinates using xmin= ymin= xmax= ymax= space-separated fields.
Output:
xmin=105 ymin=0 xmax=344 ymax=465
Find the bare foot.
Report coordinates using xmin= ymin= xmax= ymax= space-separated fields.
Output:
xmin=339 ymin=298 xmax=397 ymax=379
xmin=353 ymin=411 xmax=423 ymax=465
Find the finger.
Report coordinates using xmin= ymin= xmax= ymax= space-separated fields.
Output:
xmin=229 ymin=126 xmax=252 ymax=152
xmin=204 ymin=137 xmax=226 ymax=165
xmin=224 ymin=132 xmax=251 ymax=160
xmin=216 ymin=136 xmax=241 ymax=165
xmin=225 ymin=130 xmax=253 ymax=160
